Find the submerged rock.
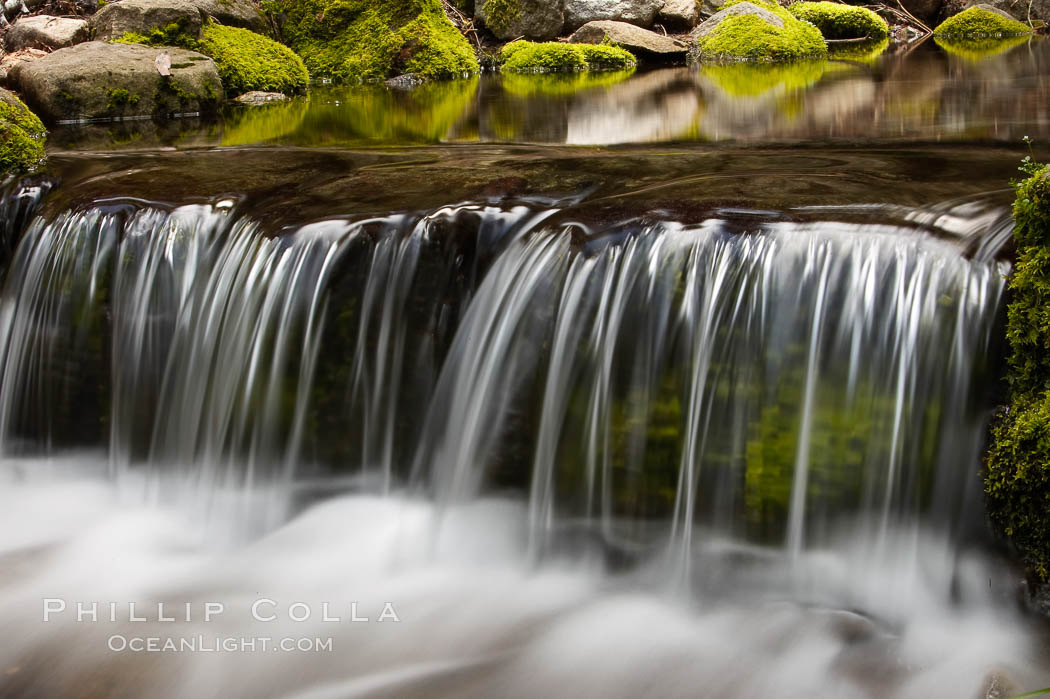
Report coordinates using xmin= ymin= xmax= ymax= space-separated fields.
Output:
xmin=385 ymin=73 xmax=428 ymax=89
xmin=234 ymin=90 xmax=290 ymax=105
xmin=563 ymin=0 xmax=664 ymax=32
xmin=570 ymin=20 xmax=688 ymax=61
xmin=476 ymin=0 xmax=565 ymax=40
xmin=8 ymin=41 xmax=223 ymax=123
xmin=4 ymin=15 xmax=90 ymax=52
xmin=0 ymin=87 xmax=46 ymax=173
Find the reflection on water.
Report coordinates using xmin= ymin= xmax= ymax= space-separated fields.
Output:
xmin=47 ymin=36 xmax=1050 ymax=150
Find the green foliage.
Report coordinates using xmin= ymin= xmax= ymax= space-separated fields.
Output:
xmin=788 ymin=1 xmax=889 ymax=40
xmin=499 ymin=41 xmax=637 ymax=72
xmin=106 ymin=88 xmax=141 ymax=114
xmin=934 ymin=6 xmax=1032 ymax=37
xmin=700 ymin=0 xmax=827 ymax=61
xmin=0 ymin=92 xmax=47 ymax=174
xmin=934 ymin=34 xmax=1029 ymax=61
xmin=479 ymin=0 xmax=521 ymax=35
xmin=199 ymin=22 xmax=309 ymax=95
xmin=987 ymin=163 xmax=1050 ymax=583
xmin=278 ymin=0 xmax=479 ymax=83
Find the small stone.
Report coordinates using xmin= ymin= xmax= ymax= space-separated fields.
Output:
xmin=384 ymin=73 xmax=427 ymax=89
xmin=234 ymin=91 xmax=289 ymax=105
xmin=657 ymin=0 xmax=699 ymax=30
xmin=4 ymin=15 xmax=90 ymax=52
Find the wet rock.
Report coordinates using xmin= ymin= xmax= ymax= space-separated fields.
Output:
xmin=979 ymin=670 xmax=1023 ymax=699
xmin=476 ymin=0 xmax=565 ymax=40
xmin=692 ymin=2 xmax=785 ymax=40
xmin=657 ymin=0 xmax=700 ymax=30
xmin=5 ymin=15 xmax=90 ymax=52
xmin=233 ymin=90 xmax=289 ymax=105
xmin=7 ymin=41 xmax=223 ymax=123
xmin=0 ymin=47 xmax=46 ymax=84
xmin=89 ymin=0 xmax=203 ymax=41
xmin=187 ymin=0 xmax=267 ymax=33
xmin=385 ymin=73 xmax=427 ymax=89
xmin=570 ymin=20 xmax=689 ymax=60
xmin=563 ymin=0 xmax=665 ymax=31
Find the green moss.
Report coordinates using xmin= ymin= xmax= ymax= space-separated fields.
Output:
xmin=702 ymin=59 xmax=826 ymax=96
xmin=500 ymin=69 xmax=634 ymax=97
xmin=499 ymin=41 xmax=637 ymax=72
xmin=480 ymin=0 xmax=521 ymax=36
xmin=221 ymin=98 xmax=310 ymax=145
xmin=700 ymin=0 xmax=827 ymax=61
xmin=112 ymin=20 xmax=200 ymax=48
xmin=934 ymin=34 xmax=1030 ymax=60
xmin=986 ymin=166 xmax=1050 ymax=583
xmin=106 ymin=88 xmax=141 ymax=113
xmin=828 ymin=36 xmax=889 ymax=63
xmin=0 ymin=92 xmax=47 ymax=174
xmin=788 ymin=1 xmax=888 ymax=40
xmin=199 ymin=22 xmax=308 ymax=95
xmin=934 ymin=6 xmax=1032 ymax=37
xmin=279 ymin=0 xmax=479 ymax=83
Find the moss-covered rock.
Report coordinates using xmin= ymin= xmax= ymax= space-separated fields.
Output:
xmin=986 ymin=166 xmax=1050 ymax=584
xmin=198 ymin=22 xmax=308 ymax=96
xmin=788 ymin=1 xmax=889 ymax=40
xmin=697 ymin=0 xmax=827 ymax=61
xmin=934 ymin=4 xmax=1032 ymax=37
xmin=276 ymin=0 xmax=479 ymax=83
xmin=0 ymin=88 xmax=46 ymax=174
xmin=500 ymin=40 xmax=637 ymax=72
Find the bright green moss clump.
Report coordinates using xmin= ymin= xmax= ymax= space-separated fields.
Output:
xmin=499 ymin=41 xmax=637 ymax=72
xmin=200 ymin=22 xmax=308 ymax=95
xmin=700 ymin=0 xmax=827 ymax=61
xmin=277 ymin=0 xmax=479 ymax=83
xmin=788 ymin=1 xmax=889 ymax=40
xmin=986 ymin=165 xmax=1050 ymax=583
xmin=0 ymin=90 xmax=46 ymax=174
xmin=934 ymin=6 xmax=1032 ymax=37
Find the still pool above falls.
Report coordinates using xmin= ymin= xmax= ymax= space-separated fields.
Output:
xmin=1 ymin=98 xmax=1050 ymax=697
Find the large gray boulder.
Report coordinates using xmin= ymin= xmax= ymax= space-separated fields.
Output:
xmin=570 ymin=20 xmax=688 ymax=60
xmin=7 ymin=41 xmax=223 ymax=123
xmin=692 ymin=1 xmax=784 ymax=39
xmin=5 ymin=15 xmax=90 ymax=51
xmin=476 ymin=0 xmax=565 ymax=40
xmin=89 ymin=0 xmax=203 ymax=41
xmin=89 ymin=0 xmax=267 ymax=41
xmin=564 ymin=0 xmax=664 ymax=31
xmin=657 ymin=0 xmax=699 ymax=30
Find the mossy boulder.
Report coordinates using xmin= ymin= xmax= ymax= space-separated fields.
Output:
xmin=197 ymin=22 xmax=308 ymax=96
xmin=696 ymin=0 xmax=827 ymax=61
xmin=787 ymin=1 xmax=889 ymax=40
xmin=499 ymin=40 xmax=636 ymax=71
xmin=90 ymin=0 xmax=267 ymax=40
xmin=0 ymin=88 xmax=46 ymax=174
xmin=7 ymin=41 xmax=223 ymax=123
xmin=476 ymin=0 xmax=565 ymax=40
xmin=277 ymin=0 xmax=479 ymax=83
xmin=934 ymin=4 xmax=1033 ymax=36
xmin=986 ymin=166 xmax=1050 ymax=584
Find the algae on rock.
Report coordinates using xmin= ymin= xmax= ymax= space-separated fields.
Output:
xmin=0 ymin=88 xmax=46 ymax=174
xmin=499 ymin=40 xmax=637 ymax=72
xmin=934 ymin=5 xmax=1033 ymax=37
xmin=787 ymin=1 xmax=889 ymax=40
xmin=276 ymin=0 xmax=479 ymax=82
xmin=697 ymin=0 xmax=827 ymax=62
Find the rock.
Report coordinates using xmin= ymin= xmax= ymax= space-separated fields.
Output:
xmin=0 ymin=47 xmax=46 ymax=84
xmin=476 ymin=0 xmax=565 ymax=40
xmin=186 ymin=0 xmax=268 ymax=33
xmin=967 ymin=1 xmax=1024 ymax=19
xmin=563 ymin=0 xmax=665 ymax=31
xmin=657 ymin=0 xmax=699 ymax=30
xmin=978 ymin=670 xmax=1023 ymax=699
xmin=692 ymin=2 xmax=785 ymax=40
xmin=89 ymin=0 xmax=204 ymax=42
xmin=570 ymin=20 xmax=688 ymax=60
xmin=7 ymin=41 xmax=223 ymax=123
xmin=234 ymin=90 xmax=289 ymax=104
xmin=0 ymin=86 xmax=46 ymax=173
xmin=958 ymin=0 xmax=1050 ymax=21
xmin=5 ymin=15 xmax=90 ymax=52
xmin=385 ymin=73 xmax=427 ymax=89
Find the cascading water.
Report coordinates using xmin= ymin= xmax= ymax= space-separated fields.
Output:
xmin=0 ymin=177 xmax=1045 ymax=698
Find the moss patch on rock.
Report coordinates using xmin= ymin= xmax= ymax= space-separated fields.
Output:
xmin=788 ymin=1 xmax=889 ymax=40
xmin=934 ymin=5 xmax=1032 ymax=37
xmin=499 ymin=40 xmax=636 ymax=72
xmin=0 ymin=90 xmax=46 ymax=174
xmin=480 ymin=0 xmax=522 ymax=36
xmin=986 ymin=165 xmax=1050 ymax=583
xmin=276 ymin=0 xmax=479 ymax=83
xmin=199 ymin=22 xmax=308 ymax=95
xmin=700 ymin=0 xmax=827 ymax=61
